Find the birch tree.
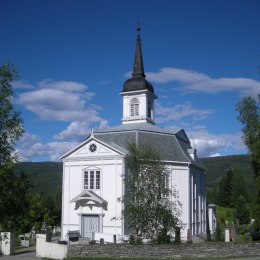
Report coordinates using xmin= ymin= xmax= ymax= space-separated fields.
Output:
xmin=123 ymin=143 xmax=181 ymax=243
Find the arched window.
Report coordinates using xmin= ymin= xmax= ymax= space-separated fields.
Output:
xmin=130 ymin=98 xmax=139 ymax=116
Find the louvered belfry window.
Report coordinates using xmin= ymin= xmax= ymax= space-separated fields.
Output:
xmin=130 ymin=98 xmax=139 ymax=116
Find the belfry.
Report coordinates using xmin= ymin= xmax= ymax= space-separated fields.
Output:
xmin=120 ymin=27 xmax=157 ymax=125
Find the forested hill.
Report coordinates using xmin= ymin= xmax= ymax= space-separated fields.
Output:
xmin=14 ymin=154 xmax=254 ymax=196
xmin=14 ymin=162 xmax=63 ymax=195
xmin=201 ymin=154 xmax=254 ymax=187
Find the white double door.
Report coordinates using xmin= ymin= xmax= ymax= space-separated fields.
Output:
xmin=82 ymin=215 xmax=100 ymax=239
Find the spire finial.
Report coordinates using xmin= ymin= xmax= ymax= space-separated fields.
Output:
xmin=137 ymin=16 xmax=141 ymax=35
xmin=132 ymin=16 xmax=145 ymax=78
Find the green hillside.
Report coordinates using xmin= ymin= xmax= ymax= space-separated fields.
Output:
xmin=14 ymin=154 xmax=255 ymax=197
xmin=201 ymin=154 xmax=254 ymax=187
xmin=14 ymin=162 xmax=63 ymax=195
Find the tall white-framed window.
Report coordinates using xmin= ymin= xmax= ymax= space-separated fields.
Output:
xmin=84 ymin=170 xmax=101 ymax=190
xmin=130 ymin=98 xmax=139 ymax=116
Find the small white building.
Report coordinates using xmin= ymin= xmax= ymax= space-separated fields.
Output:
xmin=60 ymin=28 xmax=207 ymax=241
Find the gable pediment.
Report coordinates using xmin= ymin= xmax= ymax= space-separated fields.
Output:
xmin=61 ymin=137 xmax=123 ymax=160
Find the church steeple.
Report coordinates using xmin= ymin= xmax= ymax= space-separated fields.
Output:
xmin=132 ymin=26 xmax=145 ymax=78
xmin=120 ymin=26 xmax=157 ymax=125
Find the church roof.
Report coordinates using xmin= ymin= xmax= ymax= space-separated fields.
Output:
xmin=122 ymin=27 xmax=155 ymax=94
xmin=94 ymin=123 xmax=205 ymax=170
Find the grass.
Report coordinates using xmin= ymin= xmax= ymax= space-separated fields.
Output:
xmin=216 ymin=206 xmax=234 ymax=224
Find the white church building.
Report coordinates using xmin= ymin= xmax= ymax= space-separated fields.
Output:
xmin=60 ymin=28 xmax=207 ymax=241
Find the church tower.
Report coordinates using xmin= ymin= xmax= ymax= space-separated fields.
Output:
xmin=120 ymin=27 xmax=157 ymax=125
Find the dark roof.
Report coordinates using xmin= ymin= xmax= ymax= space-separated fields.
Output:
xmin=94 ymin=123 xmax=205 ymax=170
xmin=122 ymin=30 xmax=154 ymax=94
xmin=123 ymin=76 xmax=154 ymax=93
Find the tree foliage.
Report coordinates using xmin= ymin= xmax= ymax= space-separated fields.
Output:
xmin=0 ymin=169 xmax=33 ymax=231
xmin=0 ymin=64 xmax=24 ymax=169
xmin=235 ymin=195 xmax=250 ymax=225
xmin=236 ymin=94 xmax=260 ymax=231
xmin=217 ymin=167 xmax=248 ymax=208
xmin=123 ymin=143 xmax=181 ymax=243
xmin=236 ymin=95 xmax=260 ymax=181
xmin=0 ymin=64 xmax=62 ymax=233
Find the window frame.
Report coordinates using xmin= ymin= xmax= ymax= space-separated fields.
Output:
xmin=130 ymin=98 xmax=140 ymax=117
xmin=83 ymin=169 xmax=101 ymax=190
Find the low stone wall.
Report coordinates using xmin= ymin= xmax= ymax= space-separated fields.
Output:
xmin=68 ymin=242 xmax=260 ymax=259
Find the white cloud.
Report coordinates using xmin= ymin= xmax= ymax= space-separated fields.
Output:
xmin=14 ymin=79 xmax=110 ymax=160
xmin=156 ymin=102 xmax=214 ymax=123
xmin=210 ymin=153 xmax=222 ymax=157
xmin=188 ymin=130 xmax=246 ymax=157
xmin=15 ymin=80 xmax=106 ymax=125
xmin=54 ymin=118 xmax=109 ymax=141
xmin=16 ymin=131 xmax=78 ymax=161
xmin=38 ymin=79 xmax=92 ymax=95
xmin=146 ymin=67 xmax=260 ymax=97
xmin=54 ymin=121 xmax=91 ymax=141
xmin=12 ymin=80 xmax=34 ymax=89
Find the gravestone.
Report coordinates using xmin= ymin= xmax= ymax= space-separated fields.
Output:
xmin=187 ymin=229 xmax=192 ymax=243
xmin=230 ymin=225 xmax=236 ymax=241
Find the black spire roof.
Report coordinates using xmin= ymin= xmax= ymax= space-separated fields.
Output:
xmin=122 ymin=27 xmax=154 ymax=93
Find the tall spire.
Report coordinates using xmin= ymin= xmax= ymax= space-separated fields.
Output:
xmin=132 ymin=21 xmax=145 ymax=78
xmin=120 ymin=22 xmax=157 ymax=125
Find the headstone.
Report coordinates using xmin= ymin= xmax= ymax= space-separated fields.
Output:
xmin=100 ymin=238 xmax=104 ymax=245
xmin=46 ymin=231 xmax=52 ymax=242
xmin=187 ymin=229 xmax=192 ymax=243
xmin=175 ymin=227 xmax=181 ymax=244
xmin=225 ymin=228 xmax=230 ymax=242
xmin=230 ymin=224 xmax=236 ymax=241
xmin=21 ymin=240 xmax=30 ymax=247
xmin=113 ymin=234 xmax=116 ymax=244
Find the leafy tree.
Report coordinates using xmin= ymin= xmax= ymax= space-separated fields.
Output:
xmin=0 ymin=64 xmax=24 ymax=169
xmin=0 ymin=169 xmax=33 ymax=231
xmin=235 ymin=195 xmax=250 ymax=225
xmin=218 ymin=169 xmax=233 ymax=207
xmin=0 ymin=64 xmax=33 ymax=232
xmin=42 ymin=186 xmax=62 ymax=227
xmin=236 ymin=95 xmax=260 ymax=188
xmin=232 ymin=167 xmax=248 ymax=204
xmin=236 ymin=94 xmax=260 ymax=231
xmin=217 ymin=167 xmax=248 ymax=209
xmin=24 ymin=193 xmax=45 ymax=232
xmin=123 ymin=143 xmax=181 ymax=243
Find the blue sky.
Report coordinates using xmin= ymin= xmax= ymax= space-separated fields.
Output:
xmin=1 ymin=0 xmax=260 ymax=161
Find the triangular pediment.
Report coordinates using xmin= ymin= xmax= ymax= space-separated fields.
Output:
xmin=70 ymin=190 xmax=108 ymax=210
xmin=60 ymin=137 xmax=124 ymax=160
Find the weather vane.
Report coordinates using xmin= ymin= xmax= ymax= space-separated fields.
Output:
xmin=137 ymin=16 xmax=141 ymax=35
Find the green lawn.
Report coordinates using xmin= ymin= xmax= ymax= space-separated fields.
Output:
xmin=216 ymin=206 xmax=234 ymax=224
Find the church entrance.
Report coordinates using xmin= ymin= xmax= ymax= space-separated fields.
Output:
xmin=82 ymin=215 xmax=100 ymax=239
